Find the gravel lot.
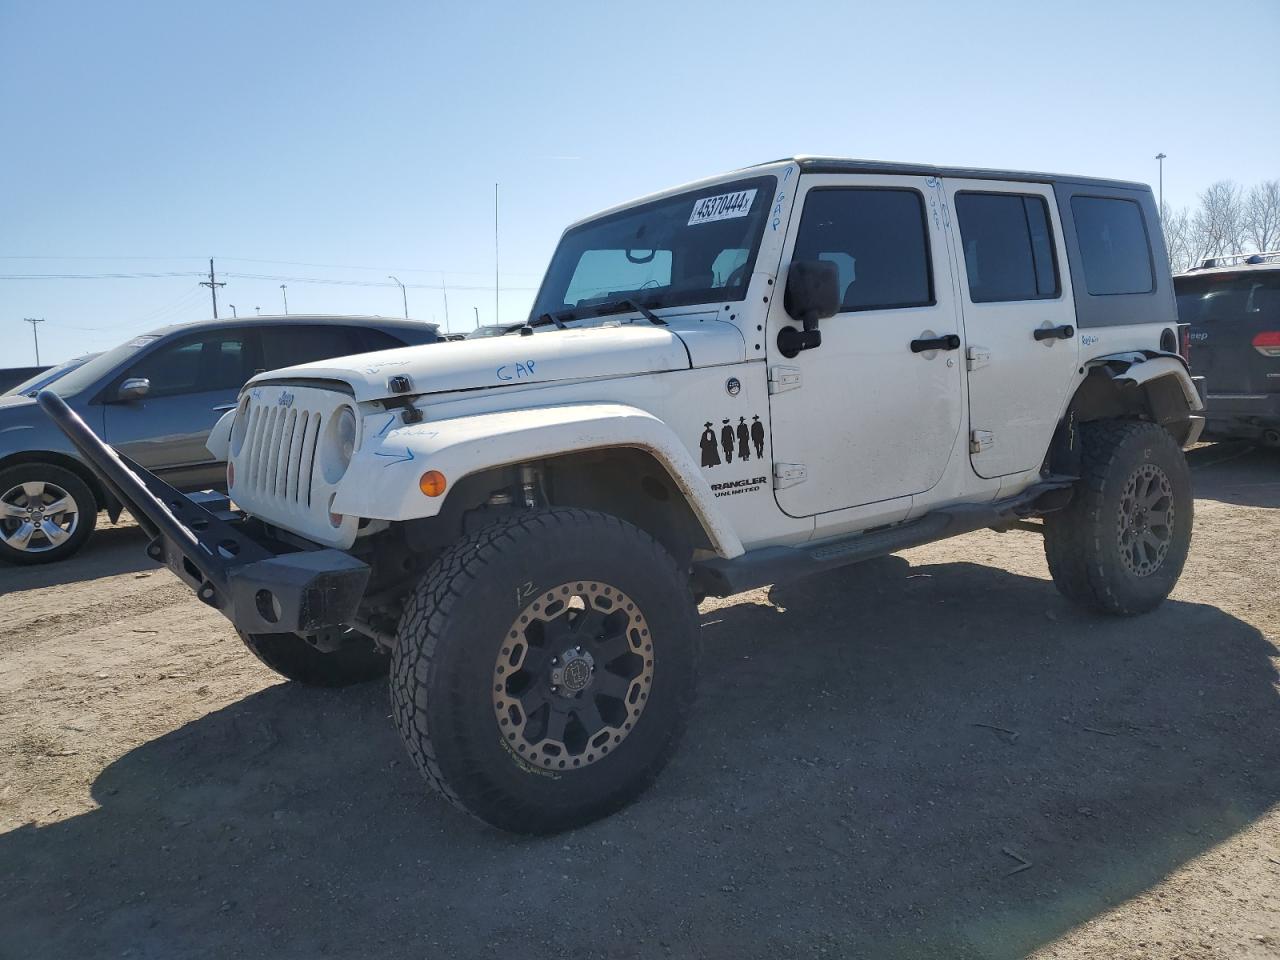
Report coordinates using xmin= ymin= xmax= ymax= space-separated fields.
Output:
xmin=1 ymin=442 xmax=1277 ymax=960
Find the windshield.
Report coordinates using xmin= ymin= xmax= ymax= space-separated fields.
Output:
xmin=1175 ymin=273 xmax=1280 ymax=324
xmin=3 ymin=354 xmax=98 ymax=397
xmin=42 ymin=334 xmax=163 ymax=397
xmin=530 ymin=174 xmax=776 ymax=319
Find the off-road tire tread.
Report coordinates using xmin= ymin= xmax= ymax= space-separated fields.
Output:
xmin=390 ymin=507 xmax=698 ymax=831
xmin=1044 ymin=419 xmax=1190 ymax=615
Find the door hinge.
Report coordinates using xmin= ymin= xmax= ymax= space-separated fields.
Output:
xmin=970 ymin=430 xmax=995 ymax=454
xmin=967 ymin=345 xmax=991 ymax=371
xmin=768 ymin=365 xmax=802 ymax=394
xmin=773 ymin=462 xmax=808 ymax=488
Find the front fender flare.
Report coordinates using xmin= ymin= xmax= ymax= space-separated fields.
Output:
xmin=331 ymin=402 xmax=745 ymax=559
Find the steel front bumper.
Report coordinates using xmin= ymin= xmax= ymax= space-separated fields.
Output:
xmin=37 ymin=390 xmax=369 ymax=635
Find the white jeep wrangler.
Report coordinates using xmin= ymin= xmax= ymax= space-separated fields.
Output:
xmin=43 ymin=157 xmax=1203 ymax=833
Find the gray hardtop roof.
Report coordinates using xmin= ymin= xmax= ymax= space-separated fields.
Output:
xmin=143 ymin=313 xmax=440 ymax=339
xmin=749 ymin=156 xmax=1151 ymax=192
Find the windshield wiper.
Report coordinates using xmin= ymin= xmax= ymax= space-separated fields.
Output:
xmin=579 ymin=297 xmax=667 ymax=326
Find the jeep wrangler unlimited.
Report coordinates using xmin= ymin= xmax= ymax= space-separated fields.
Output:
xmin=41 ymin=158 xmax=1203 ymax=834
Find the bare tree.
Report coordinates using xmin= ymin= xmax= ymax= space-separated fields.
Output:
xmin=1244 ymin=179 xmax=1280 ymax=253
xmin=1192 ymin=180 xmax=1245 ymax=260
xmin=1160 ymin=203 xmax=1194 ymax=272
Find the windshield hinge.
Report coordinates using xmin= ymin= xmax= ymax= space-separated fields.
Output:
xmin=768 ymin=366 xmax=802 ymax=394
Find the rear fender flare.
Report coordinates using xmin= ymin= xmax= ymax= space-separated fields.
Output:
xmin=330 ymin=402 xmax=745 ymax=559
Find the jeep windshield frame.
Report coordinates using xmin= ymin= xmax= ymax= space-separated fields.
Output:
xmin=530 ymin=174 xmax=777 ymax=320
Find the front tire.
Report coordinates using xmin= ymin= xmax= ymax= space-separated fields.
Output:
xmin=390 ymin=508 xmax=699 ymax=834
xmin=1044 ymin=420 xmax=1193 ymax=615
xmin=239 ymin=627 xmax=390 ymax=687
xmin=0 ymin=462 xmax=97 ymax=565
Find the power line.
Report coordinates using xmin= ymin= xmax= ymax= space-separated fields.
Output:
xmin=0 ymin=254 xmax=540 ymax=277
xmin=0 ymin=271 xmax=535 ymax=291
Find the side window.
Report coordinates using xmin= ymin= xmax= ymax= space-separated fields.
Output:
xmin=259 ymin=326 xmax=361 ymax=371
xmin=126 ymin=334 xmax=251 ymax=398
xmin=955 ymin=192 xmax=1060 ymax=303
xmin=792 ymin=188 xmax=933 ymax=313
xmin=356 ymin=328 xmax=411 ymax=352
xmin=1070 ymin=196 xmax=1154 ymax=296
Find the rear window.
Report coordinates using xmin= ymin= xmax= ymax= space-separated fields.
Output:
xmin=1071 ymin=196 xmax=1154 ymax=296
xmin=1175 ymin=273 xmax=1280 ymax=324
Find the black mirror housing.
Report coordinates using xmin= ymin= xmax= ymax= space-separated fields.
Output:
xmin=784 ymin=260 xmax=840 ymax=327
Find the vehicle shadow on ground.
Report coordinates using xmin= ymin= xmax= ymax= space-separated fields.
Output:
xmin=1188 ymin=441 xmax=1280 ymax=508
xmin=1 ymin=557 xmax=1277 ymax=959
xmin=0 ymin=520 xmax=150 ymax=594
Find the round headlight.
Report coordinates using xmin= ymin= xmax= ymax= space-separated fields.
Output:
xmin=321 ymin=406 xmax=358 ymax=484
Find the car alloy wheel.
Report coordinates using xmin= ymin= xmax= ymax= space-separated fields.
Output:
xmin=0 ymin=480 xmax=80 ymax=554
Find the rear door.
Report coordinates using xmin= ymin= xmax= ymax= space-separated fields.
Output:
xmin=1174 ymin=270 xmax=1280 ymax=398
xmin=943 ymin=180 xmax=1079 ymax=478
xmin=256 ymin=324 xmax=367 ymax=375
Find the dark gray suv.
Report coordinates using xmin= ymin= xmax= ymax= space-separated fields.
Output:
xmin=0 ymin=314 xmax=439 ymax=565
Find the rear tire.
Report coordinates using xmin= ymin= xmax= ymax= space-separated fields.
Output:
xmin=1044 ymin=420 xmax=1192 ymax=615
xmin=0 ymin=462 xmax=97 ymax=565
xmin=390 ymin=508 xmax=699 ymax=834
xmin=239 ymin=628 xmax=389 ymax=687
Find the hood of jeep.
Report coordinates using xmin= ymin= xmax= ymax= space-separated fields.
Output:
xmin=247 ymin=324 xmax=702 ymax=403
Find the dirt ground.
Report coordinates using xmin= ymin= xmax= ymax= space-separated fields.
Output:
xmin=1 ymin=442 xmax=1277 ymax=960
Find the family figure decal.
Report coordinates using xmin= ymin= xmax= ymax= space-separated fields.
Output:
xmin=699 ymin=414 xmax=765 ymax=469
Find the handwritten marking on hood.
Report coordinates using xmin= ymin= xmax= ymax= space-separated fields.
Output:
xmin=496 ymin=360 xmax=537 ymax=382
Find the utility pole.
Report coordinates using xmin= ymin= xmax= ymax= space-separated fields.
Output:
xmin=441 ymin=273 xmax=450 ymax=333
xmin=388 ymin=275 xmax=408 ymax=318
xmin=23 ymin=317 xmax=45 ymax=365
xmin=254 ymin=306 xmax=260 ymax=315
xmin=279 ymin=284 xmax=289 ymax=315
xmin=228 ymin=304 xmax=238 ymax=318
xmin=494 ymin=182 xmax=500 ymax=325
xmin=199 ymin=258 xmax=226 ymax=318
xmin=1155 ymin=153 xmax=1167 ymax=216
xmin=473 ymin=306 xmax=479 ymax=329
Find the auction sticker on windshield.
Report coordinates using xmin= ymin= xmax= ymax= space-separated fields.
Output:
xmin=688 ymin=189 xmax=757 ymax=226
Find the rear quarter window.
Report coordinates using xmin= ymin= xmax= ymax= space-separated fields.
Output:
xmin=1071 ymin=196 xmax=1154 ymax=296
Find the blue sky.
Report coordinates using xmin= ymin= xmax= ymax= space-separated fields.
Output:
xmin=3 ymin=0 xmax=1277 ymax=364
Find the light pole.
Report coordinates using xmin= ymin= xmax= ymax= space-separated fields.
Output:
xmin=228 ymin=304 xmax=238 ymax=318
xmin=441 ymin=273 xmax=450 ymax=333
xmin=388 ymin=275 xmax=408 ymax=318
xmin=1155 ymin=153 xmax=1167 ymax=216
xmin=255 ymin=306 xmax=260 ymax=316
xmin=23 ymin=317 xmax=45 ymax=365
xmin=473 ymin=306 xmax=480 ymax=329
xmin=279 ymin=284 xmax=289 ymax=315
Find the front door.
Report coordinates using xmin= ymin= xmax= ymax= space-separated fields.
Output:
xmin=766 ymin=175 xmax=964 ymax=517
xmin=943 ymin=180 xmax=1080 ymax=478
xmin=102 ymin=328 xmax=257 ymax=489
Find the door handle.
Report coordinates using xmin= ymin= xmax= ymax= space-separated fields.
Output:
xmin=1033 ymin=324 xmax=1075 ymax=341
xmin=910 ymin=334 xmax=961 ymax=353
xmin=212 ymin=403 xmax=237 ymax=412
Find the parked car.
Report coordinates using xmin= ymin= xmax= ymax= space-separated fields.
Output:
xmin=2 ymin=354 xmax=101 ymax=398
xmin=1 ymin=314 xmax=439 ymax=564
xmin=466 ymin=323 xmax=518 ymax=338
xmin=1174 ymin=252 xmax=1280 ymax=445
xmin=45 ymin=158 xmax=1202 ymax=833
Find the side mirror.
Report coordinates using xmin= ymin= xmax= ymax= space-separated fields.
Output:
xmin=779 ymin=260 xmax=840 ymax=357
xmin=117 ymin=377 xmax=150 ymax=401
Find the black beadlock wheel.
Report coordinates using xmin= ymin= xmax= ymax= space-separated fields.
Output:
xmin=238 ymin=627 xmax=390 ymax=687
xmin=1044 ymin=420 xmax=1193 ymax=615
xmin=390 ymin=508 xmax=699 ymax=834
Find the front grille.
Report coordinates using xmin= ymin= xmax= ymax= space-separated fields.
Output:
xmin=239 ymin=402 xmax=323 ymax=508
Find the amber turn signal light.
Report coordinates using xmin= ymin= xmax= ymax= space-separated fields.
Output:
xmin=419 ymin=470 xmax=447 ymax=497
